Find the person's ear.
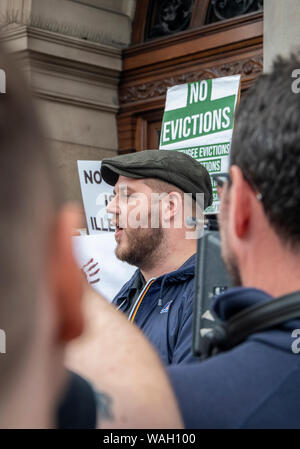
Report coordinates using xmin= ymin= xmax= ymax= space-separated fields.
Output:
xmin=230 ymin=165 xmax=252 ymax=239
xmin=161 ymin=192 xmax=182 ymax=225
xmin=50 ymin=204 xmax=85 ymax=343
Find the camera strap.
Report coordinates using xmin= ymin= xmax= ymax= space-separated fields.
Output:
xmin=199 ymin=290 xmax=300 ymax=359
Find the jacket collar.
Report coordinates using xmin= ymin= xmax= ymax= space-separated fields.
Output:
xmin=211 ymin=286 xmax=300 ymax=352
xmin=212 ymin=286 xmax=300 ymax=329
xmin=211 ymin=287 xmax=273 ymax=321
xmin=116 ymin=253 xmax=196 ymax=302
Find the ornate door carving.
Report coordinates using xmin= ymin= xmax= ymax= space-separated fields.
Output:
xmin=118 ymin=0 xmax=263 ymax=154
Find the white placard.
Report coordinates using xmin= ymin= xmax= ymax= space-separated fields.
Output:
xmin=73 ymin=234 xmax=136 ymax=301
xmin=77 ymin=160 xmax=115 ymax=235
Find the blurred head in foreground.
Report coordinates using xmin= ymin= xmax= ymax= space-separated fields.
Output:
xmin=0 ymin=45 xmax=84 ymax=428
xmin=217 ymin=56 xmax=300 ymax=291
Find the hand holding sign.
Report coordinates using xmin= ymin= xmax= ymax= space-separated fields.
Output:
xmin=81 ymin=258 xmax=100 ymax=285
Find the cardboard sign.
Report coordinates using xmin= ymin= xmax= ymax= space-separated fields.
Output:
xmin=77 ymin=160 xmax=115 ymax=234
xmin=73 ymin=234 xmax=136 ymax=301
xmin=159 ymin=76 xmax=241 ymax=213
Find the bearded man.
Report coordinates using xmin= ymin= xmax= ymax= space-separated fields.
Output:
xmin=101 ymin=150 xmax=212 ymax=364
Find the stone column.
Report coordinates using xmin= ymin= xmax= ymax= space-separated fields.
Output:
xmin=0 ymin=0 xmax=136 ymax=201
xmin=264 ymin=0 xmax=300 ymax=72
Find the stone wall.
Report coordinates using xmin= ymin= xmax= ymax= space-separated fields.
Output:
xmin=264 ymin=0 xmax=300 ymax=72
xmin=0 ymin=0 xmax=136 ymax=202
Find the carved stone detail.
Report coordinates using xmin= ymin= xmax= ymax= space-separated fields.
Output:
xmin=119 ymin=55 xmax=263 ymax=105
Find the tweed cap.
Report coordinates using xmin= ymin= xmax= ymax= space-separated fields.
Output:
xmin=101 ymin=150 xmax=212 ymax=209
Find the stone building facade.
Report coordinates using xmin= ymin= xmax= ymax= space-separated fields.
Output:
xmin=0 ymin=0 xmax=136 ymax=202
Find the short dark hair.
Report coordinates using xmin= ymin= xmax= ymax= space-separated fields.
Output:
xmin=0 ymin=45 xmax=62 ymax=397
xmin=230 ymin=55 xmax=300 ymax=246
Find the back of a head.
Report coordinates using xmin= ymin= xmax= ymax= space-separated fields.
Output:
xmin=231 ymin=55 xmax=300 ymax=247
xmin=0 ymin=45 xmax=61 ymax=403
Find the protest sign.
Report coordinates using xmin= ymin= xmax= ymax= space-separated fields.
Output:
xmin=77 ymin=162 xmax=136 ymax=300
xmin=73 ymin=234 xmax=136 ymax=301
xmin=77 ymin=160 xmax=115 ymax=234
xmin=159 ymin=76 xmax=241 ymax=213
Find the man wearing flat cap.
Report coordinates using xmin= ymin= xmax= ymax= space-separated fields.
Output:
xmin=101 ymin=149 xmax=212 ymax=365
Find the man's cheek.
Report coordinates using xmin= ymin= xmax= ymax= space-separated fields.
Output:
xmin=118 ymin=205 xmax=129 ymax=228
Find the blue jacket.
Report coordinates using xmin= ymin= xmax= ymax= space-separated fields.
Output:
xmin=168 ymin=287 xmax=300 ymax=429
xmin=113 ymin=254 xmax=197 ymax=365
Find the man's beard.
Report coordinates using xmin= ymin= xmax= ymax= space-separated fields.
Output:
xmin=115 ymin=226 xmax=164 ymax=270
xmin=219 ymin=190 xmax=242 ymax=287
xmin=223 ymin=250 xmax=242 ymax=287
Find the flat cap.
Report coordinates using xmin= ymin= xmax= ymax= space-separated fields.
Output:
xmin=101 ymin=150 xmax=213 ymax=209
